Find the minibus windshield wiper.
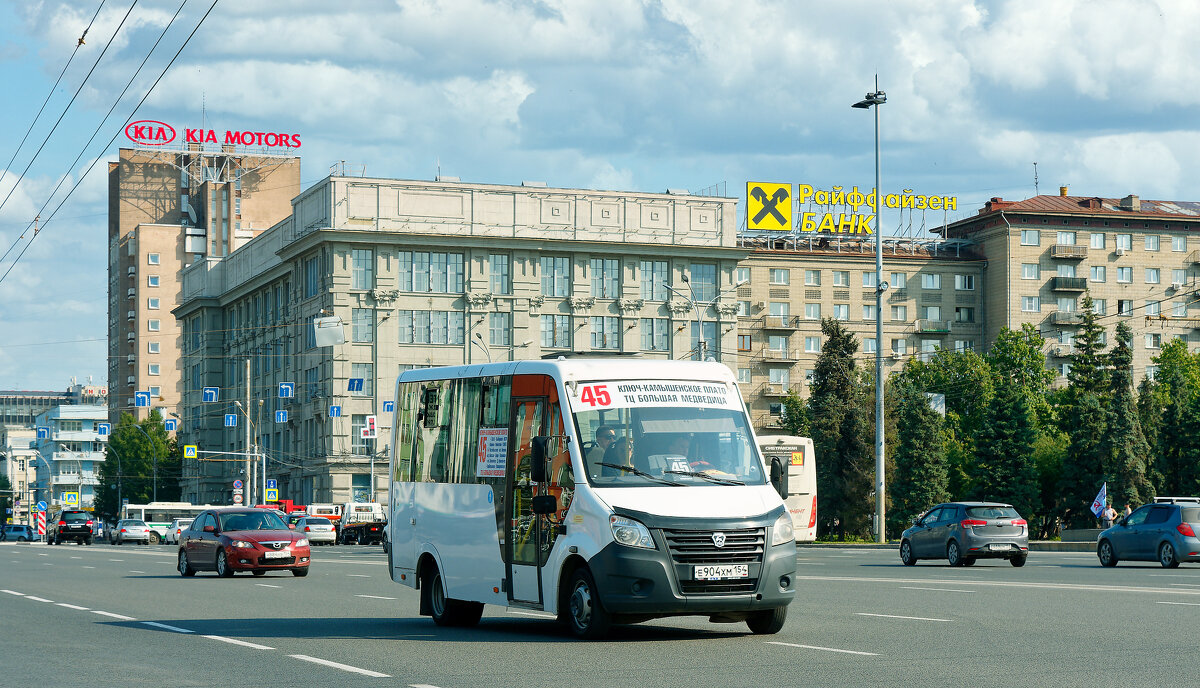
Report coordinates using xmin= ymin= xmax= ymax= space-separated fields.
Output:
xmin=664 ymin=469 xmax=745 ymax=486
xmin=596 ymin=463 xmax=683 ymax=486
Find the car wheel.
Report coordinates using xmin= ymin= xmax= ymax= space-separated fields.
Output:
xmin=252 ymin=570 xmax=266 ymax=577
xmin=1010 ymin=554 xmax=1027 ymax=567
xmin=1159 ymin=542 xmax=1181 ymax=569
xmin=115 ymin=537 xmax=122 ymax=546
xmin=566 ymin=567 xmax=611 ymax=639
xmin=178 ymin=550 xmax=196 ymax=577
xmin=746 ymin=606 xmax=788 ymax=635
xmin=216 ymin=549 xmax=234 ymax=577
xmin=292 ymin=567 xmax=309 ymax=577
xmin=1097 ymin=539 xmax=1118 ymax=567
xmin=946 ymin=540 xmax=964 ymax=567
xmin=17 ymin=536 xmax=27 ymax=542
xmin=149 ymin=532 xmax=161 ymax=545
xmin=85 ymin=537 xmax=93 ymax=546
xmin=899 ymin=540 xmax=918 ymax=566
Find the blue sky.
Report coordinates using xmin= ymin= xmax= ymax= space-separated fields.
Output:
xmin=1 ymin=0 xmax=1198 ymax=390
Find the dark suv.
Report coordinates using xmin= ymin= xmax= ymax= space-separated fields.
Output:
xmin=49 ymin=510 xmax=95 ymax=545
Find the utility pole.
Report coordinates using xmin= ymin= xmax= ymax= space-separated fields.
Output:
xmin=245 ymin=358 xmax=252 ymax=506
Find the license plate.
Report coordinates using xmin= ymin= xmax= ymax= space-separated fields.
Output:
xmin=694 ymin=564 xmax=748 ymax=580
xmin=263 ymin=550 xmax=290 ymax=559
xmin=989 ymin=543 xmax=1010 ymax=551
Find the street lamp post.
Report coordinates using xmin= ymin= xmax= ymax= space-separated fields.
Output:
xmin=665 ymin=275 xmax=748 ymax=361
xmin=233 ymin=399 xmax=264 ymax=506
xmin=853 ymin=77 xmax=888 ymax=544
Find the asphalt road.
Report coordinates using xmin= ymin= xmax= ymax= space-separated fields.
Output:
xmin=2 ymin=541 xmax=1197 ymax=687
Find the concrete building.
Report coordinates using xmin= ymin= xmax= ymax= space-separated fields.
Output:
xmin=1 ymin=427 xmax=38 ymax=525
xmin=173 ymin=175 xmax=742 ymax=506
xmin=31 ymin=404 xmax=108 ymax=509
xmin=107 ymin=146 xmax=301 ymax=427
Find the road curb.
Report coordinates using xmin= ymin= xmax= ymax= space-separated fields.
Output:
xmin=800 ymin=541 xmax=1097 ymax=552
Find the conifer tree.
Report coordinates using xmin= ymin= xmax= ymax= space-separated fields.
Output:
xmin=888 ymin=383 xmax=950 ymax=534
xmin=973 ymin=375 xmax=1039 ymax=517
xmin=1102 ymin=322 xmax=1155 ymax=509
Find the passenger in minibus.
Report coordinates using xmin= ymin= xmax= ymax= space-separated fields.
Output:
xmin=600 ymin=437 xmax=635 ymax=476
xmin=586 ymin=425 xmax=617 ymax=463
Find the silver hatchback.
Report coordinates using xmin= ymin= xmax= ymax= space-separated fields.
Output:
xmin=295 ymin=517 xmax=336 ymax=545
xmin=112 ymin=519 xmax=152 ymax=545
xmin=900 ymin=502 xmax=1030 ymax=567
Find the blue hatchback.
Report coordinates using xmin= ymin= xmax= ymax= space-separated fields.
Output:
xmin=1097 ymin=502 xmax=1200 ymax=568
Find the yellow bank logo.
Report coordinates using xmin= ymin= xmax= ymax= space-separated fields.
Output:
xmin=747 ymin=182 xmax=791 ymax=231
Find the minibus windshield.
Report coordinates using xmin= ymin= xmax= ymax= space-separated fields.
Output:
xmin=569 ymin=380 xmax=765 ymax=488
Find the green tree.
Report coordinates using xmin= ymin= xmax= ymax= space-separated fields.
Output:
xmin=1057 ymin=392 xmax=1107 ymax=528
xmin=809 ymin=318 xmax=874 ymax=539
xmin=888 ymin=383 xmax=950 ymax=534
xmin=1102 ymin=322 xmax=1156 ymax=510
xmin=972 ymin=375 xmax=1040 ymax=518
xmin=96 ymin=411 xmax=181 ymax=521
xmin=780 ymin=391 xmax=810 ymax=437
xmin=1066 ymin=294 xmax=1109 ymax=397
xmin=0 ymin=474 xmax=11 ymax=524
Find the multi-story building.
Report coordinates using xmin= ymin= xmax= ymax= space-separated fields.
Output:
xmin=31 ymin=404 xmax=108 ymax=509
xmin=0 ymin=427 xmax=38 ymax=525
xmin=173 ymin=175 xmax=742 ymax=506
xmin=0 ymin=383 xmax=108 ymax=426
xmin=943 ymin=188 xmax=1200 ymax=379
xmin=107 ymin=145 xmax=301 ymax=427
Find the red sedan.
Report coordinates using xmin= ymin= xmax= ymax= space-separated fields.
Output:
xmin=177 ymin=507 xmax=311 ymax=577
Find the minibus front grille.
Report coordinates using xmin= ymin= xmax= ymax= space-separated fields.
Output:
xmin=662 ymin=527 xmax=765 ymax=565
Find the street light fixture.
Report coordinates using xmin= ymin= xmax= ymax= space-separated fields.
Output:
xmin=665 ymin=277 xmax=749 ymax=361
xmin=853 ymin=76 xmax=888 ymax=544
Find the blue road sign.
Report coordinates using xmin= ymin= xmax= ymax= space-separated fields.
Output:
xmin=348 ymin=378 xmax=364 ymax=392
xmin=202 ymin=387 xmax=220 ymax=403
xmin=275 ymin=410 xmax=288 ymax=423
xmin=264 ymin=488 xmax=279 ymax=502
xmin=134 ymin=391 xmax=151 ymax=407
xmin=233 ymin=479 xmax=243 ymax=489
xmin=278 ymin=382 xmax=295 ymax=398
xmin=383 ymin=400 xmax=394 ymax=413
xmin=328 ymin=405 xmax=342 ymax=418
xmin=97 ymin=422 xmax=111 ymax=437
xmin=164 ymin=418 xmax=177 ymax=432
xmin=36 ymin=501 xmax=47 ymax=512
xmin=183 ymin=445 xmax=197 ymax=459
xmin=36 ymin=426 xmax=50 ymax=439
xmin=224 ymin=414 xmax=238 ymax=427
xmin=266 ymin=479 xmax=277 ymax=490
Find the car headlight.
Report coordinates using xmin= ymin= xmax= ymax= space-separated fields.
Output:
xmin=771 ymin=512 xmax=795 ymax=546
xmin=294 ymin=538 xmax=309 ymax=548
xmin=230 ymin=540 xmax=255 ymax=549
xmin=610 ymin=515 xmax=655 ymax=549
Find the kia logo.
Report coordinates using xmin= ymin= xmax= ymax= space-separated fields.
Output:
xmin=125 ymin=120 xmax=176 ymax=146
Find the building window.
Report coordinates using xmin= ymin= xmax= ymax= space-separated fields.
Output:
xmin=804 ymin=369 xmax=815 ymax=384
xmin=768 ymin=335 xmax=788 ymax=353
xmin=804 ymin=303 xmax=821 ymax=320
xmin=1020 ymin=230 xmax=1040 ymax=246
xmin=920 ymin=340 xmax=939 ymax=361
xmin=352 ymin=308 xmax=373 ymax=343
xmin=922 ymin=305 xmax=942 ymax=321
xmin=1116 ymin=234 xmax=1132 ymax=250
xmin=954 ymin=274 xmax=975 ymax=290
xmin=768 ymin=302 xmax=789 ymax=319
xmin=1021 ymin=263 xmax=1039 ymax=280
xmin=147 ymin=253 xmax=160 ymax=265
xmin=1059 ymin=363 xmax=1072 ymax=377
xmin=804 ymin=270 xmax=821 ymax=286
xmin=350 ymin=415 xmax=370 ymax=455
xmin=351 ymin=249 xmax=374 ymax=290
xmin=1090 ymin=233 xmax=1106 ymax=249
xmin=769 ymin=269 xmax=790 ymax=285
xmin=148 ymin=385 xmax=161 ymax=397
xmin=921 ymin=273 xmax=941 ymax=289
xmin=1093 ymin=299 xmax=1106 ymax=316
xmin=488 ymin=254 xmax=510 ymax=295
xmin=833 ymin=304 xmax=849 ymax=321
xmin=769 ymin=368 xmax=790 ymax=385
xmin=398 ymin=251 xmax=464 ymax=293
xmin=590 ymin=258 xmax=620 ymax=298
xmin=769 ymin=403 xmax=784 ymax=417
xmin=304 ymin=255 xmax=320 ymax=298
xmin=862 ymin=272 xmax=878 ymax=288
xmin=1021 ymin=296 xmax=1040 ymax=312
xmin=147 ymin=298 xmax=160 ymax=310
xmin=1117 ymin=267 xmax=1132 ymax=283
xmin=863 ymin=338 xmax=877 ymax=354
xmin=737 ymin=334 xmax=752 ymax=351
xmin=397 ymin=310 xmax=465 ymax=344
xmin=737 ymin=368 xmax=752 ymax=383
xmin=890 ymin=272 xmax=906 ymax=289
xmin=1057 ymin=231 xmax=1076 ymax=245
xmin=1118 ymin=299 xmax=1133 ymax=316
xmin=640 ymin=318 xmax=669 ymax=351
xmin=541 ymin=256 xmax=571 ymax=297
xmin=489 ymin=312 xmax=511 ymax=346
xmin=350 ymin=363 xmax=373 ymax=397
xmin=804 ymin=336 xmax=821 ymax=353
xmin=147 ymin=341 xmax=160 ymax=354
xmin=589 ymin=316 xmax=620 ymax=349
xmin=955 ymin=307 xmax=975 ymax=323
xmin=891 ymin=338 xmax=908 ymax=355
xmin=541 ymin=315 xmax=571 ymax=348
xmin=1057 ymin=297 xmax=1076 ymax=312
xmin=1172 ymin=236 xmax=1187 ymax=252
xmin=891 ymin=305 xmax=908 ymax=321
xmin=1173 ymin=269 xmax=1187 ymax=285
xmin=863 ymin=304 xmax=878 ymax=320
xmin=147 ymin=275 xmax=159 ymax=287
xmin=1174 ymin=301 xmax=1188 ymax=318
xmin=1145 ymin=235 xmax=1160 ymax=251
xmin=1146 ymin=268 xmax=1161 ymax=284
xmin=736 ymin=267 xmax=751 ymax=283
xmin=1146 ymin=333 xmax=1163 ymax=349
xmin=737 ymin=300 xmax=751 ymax=317
xmin=1146 ymin=365 xmax=1160 ymax=380
xmin=640 ymin=261 xmax=669 ymax=301
xmin=1057 ymin=264 xmax=1076 ymax=278
xmin=1147 ymin=300 xmax=1161 ymax=317
xmin=1090 ymin=266 xmax=1106 ymax=283
xmin=148 ymin=364 xmax=160 ymax=375
xmin=689 ymin=263 xmax=717 ymax=301
xmin=832 ymin=271 xmax=850 ymax=287
xmin=147 ymin=319 xmax=160 ymax=331
xmin=954 ymin=340 xmax=974 ymax=352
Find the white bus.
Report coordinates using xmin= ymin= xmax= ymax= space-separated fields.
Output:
xmin=757 ymin=436 xmax=818 ymax=542
xmin=388 ymin=357 xmax=796 ymax=638
xmin=120 ymin=502 xmax=220 ymax=543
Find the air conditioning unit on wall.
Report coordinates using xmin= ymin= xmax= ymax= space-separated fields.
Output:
xmin=1115 ymin=248 xmax=1128 ymax=256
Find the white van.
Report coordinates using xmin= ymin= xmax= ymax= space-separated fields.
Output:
xmin=388 ymin=357 xmax=796 ymax=638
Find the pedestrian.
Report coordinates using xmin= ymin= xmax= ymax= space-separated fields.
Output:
xmin=1124 ymin=504 xmax=1132 ymax=518
xmin=1101 ymin=504 xmax=1117 ymax=529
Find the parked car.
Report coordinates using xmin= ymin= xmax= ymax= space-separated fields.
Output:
xmin=112 ymin=519 xmax=152 ymax=545
xmin=1098 ymin=502 xmax=1200 ymax=568
xmin=1 ymin=524 xmax=36 ymax=542
xmin=177 ymin=507 xmax=311 ymax=577
xmin=900 ymin=502 xmax=1029 ymax=567
xmin=294 ymin=517 xmax=336 ymax=545
xmin=166 ymin=518 xmax=195 ymax=544
xmin=48 ymin=510 xmax=95 ymax=545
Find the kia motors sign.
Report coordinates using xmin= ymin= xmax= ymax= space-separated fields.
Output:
xmin=125 ymin=120 xmax=176 ymax=146
xmin=125 ymin=122 xmax=301 ymax=149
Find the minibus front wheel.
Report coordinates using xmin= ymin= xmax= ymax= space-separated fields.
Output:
xmin=566 ymin=568 xmax=612 ymax=640
xmin=746 ymin=606 xmax=788 ymax=634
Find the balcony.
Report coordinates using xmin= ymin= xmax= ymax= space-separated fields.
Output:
xmin=760 ymin=315 xmax=800 ymax=331
xmin=760 ymin=349 xmax=800 ymax=365
xmin=1188 ymin=250 xmax=1200 ymax=264
xmin=1050 ymin=245 xmax=1088 ymax=259
xmin=52 ymin=474 xmax=99 ymax=486
xmin=1048 ymin=346 xmax=1075 ymax=358
xmin=759 ymin=385 xmax=796 ymax=398
xmin=915 ymin=319 xmax=952 ymax=334
xmin=1051 ymin=311 xmax=1085 ymax=325
xmin=1050 ymin=276 xmax=1088 ymax=292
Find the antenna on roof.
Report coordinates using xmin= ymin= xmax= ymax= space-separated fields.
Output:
xmin=1033 ymin=162 xmax=1039 ymax=197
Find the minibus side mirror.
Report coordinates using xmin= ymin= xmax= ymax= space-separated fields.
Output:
xmin=531 ymin=495 xmax=557 ymax=515
xmin=530 ymin=436 xmax=549 ymax=483
xmin=769 ymin=457 xmax=788 ymax=499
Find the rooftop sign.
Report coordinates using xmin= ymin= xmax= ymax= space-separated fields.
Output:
xmin=125 ymin=120 xmax=300 ymax=149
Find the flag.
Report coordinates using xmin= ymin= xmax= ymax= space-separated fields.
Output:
xmin=1090 ymin=482 xmax=1107 ymax=517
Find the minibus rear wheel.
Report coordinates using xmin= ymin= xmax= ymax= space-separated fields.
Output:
xmin=425 ymin=565 xmax=483 ymax=627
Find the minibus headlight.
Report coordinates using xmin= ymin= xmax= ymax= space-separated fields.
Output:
xmin=610 ymin=515 xmax=655 ymax=550
xmin=771 ymin=512 xmax=795 ymax=546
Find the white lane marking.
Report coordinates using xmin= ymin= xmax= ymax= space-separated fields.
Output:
xmin=142 ymin=621 xmax=195 ymax=634
xmin=1170 ymin=583 xmax=1200 ymax=588
xmin=203 ymin=634 xmax=274 ymax=650
xmin=42 ymin=563 xmax=53 ymax=566
xmin=288 ymin=654 xmax=390 ymax=678
xmin=766 ymin=641 xmax=878 ymax=656
xmin=57 ymin=603 xmax=89 ymax=610
xmin=108 ymin=559 xmax=124 ymax=562
xmin=825 ymin=555 xmax=855 ymax=558
xmin=130 ymin=570 xmax=145 ymax=574
xmin=800 ymin=574 xmax=1200 ymax=596
xmin=1157 ymin=601 xmax=1200 ymax=607
xmin=347 ymin=574 xmax=371 ymax=578
xmin=82 ymin=566 xmax=95 ymax=569
xmin=796 ymin=562 xmax=827 ymax=566
xmin=92 ymin=610 xmax=136 ymax=620
xmin=508 ymin=610 xmax=555 ymax=619
xmin=255 ymin=584 xmax=281 ymax=589
xmin=70 ymin=556 xmax=82 ymax=559
xmin=2 ymin=589 xmax=23 ymax=596
xmin=26 ymin=596 xmax=53 ymax=603
xmin=410 ymin=684 xmax=443 ymax=688
xmin=856 ymin=612 xmax=951 ymax=622
xmin=37 ymin=553 xmax=47 ymax=556
xmin=355 ymin=594 xmax=396 ymax=600
xmin=900 ymin=586 xmax=975 ymax=594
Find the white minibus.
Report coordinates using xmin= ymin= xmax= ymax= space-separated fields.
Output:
xmin=388 ymin=356 xmax=796 ymax=638
xmin=757 ymin=436 xmax=818 ymax=542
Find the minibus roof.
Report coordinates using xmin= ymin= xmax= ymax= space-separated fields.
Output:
xmin=397 ymin=358 xmax=736 ymax=385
